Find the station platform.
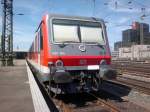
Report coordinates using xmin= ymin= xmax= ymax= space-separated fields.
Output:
xmin=0 ymin=60 xmax=50 ymax=112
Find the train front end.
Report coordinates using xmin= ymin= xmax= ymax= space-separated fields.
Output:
xmin=47 ymin=15 xmax=116 ymax=94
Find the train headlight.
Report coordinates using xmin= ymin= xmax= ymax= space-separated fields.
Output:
xmin=100 ymin=60 xmax=107 ymax=65
xmin=55 ymin=60 xmax=64 ymax=67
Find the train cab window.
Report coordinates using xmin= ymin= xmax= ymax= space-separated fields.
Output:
xmin=40 ymin=28 xmax=43 ymax=50
xmin=52 ymin=19 xmax=105 ymax=44
xmin=53 ymin=25 xmax=79 ymax=43
xmin=80 ymin=26 xmax=105 ymax=45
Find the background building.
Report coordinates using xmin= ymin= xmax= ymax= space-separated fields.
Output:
xmin=114 ymin=21 xmax=150 ymax=51
xmin=119 ymin=45 xmax=150 ymax=61
xmin=122 ymin=29 xmax=140 ymax=45
xmin=111 ymin=51 xmax=119 ymax=60
xmin=119 ymin=47 xmax=131 ymax=59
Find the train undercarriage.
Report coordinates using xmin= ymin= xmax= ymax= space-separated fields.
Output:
xmin=47 ymin=71 xmax=102 ymax=94
xmin=27 ymin=60 xmax=116 ymax=95
xmin=45 ymin=64 xmax=116 ymax=94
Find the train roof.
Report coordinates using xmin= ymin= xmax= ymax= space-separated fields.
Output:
xmin=36 ymin=14 xmax=105 ymax=33
xmin=47 ymin=14 xmax=104 ymax=23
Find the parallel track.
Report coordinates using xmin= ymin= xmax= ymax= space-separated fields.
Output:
xmin=119 ymin=71 xmax=150 ymax=78
xmin=111 ymin=62 xmax=150 ymax=94
xmin=112 ymin=66 xmax=150 ymax=75
xmin=112 ymin=62 xmax=150 ymax=78
xmin=109 ymin=76 xmax=150 ymax=95
xmin=27 ymin=61 xmax=150 ymax=112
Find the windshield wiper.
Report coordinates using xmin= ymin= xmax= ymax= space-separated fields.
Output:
xmin=58 ymin=41 xmax=79 ymax=48
xmin=84 ymin=42 xmax=104 ymax=49
xmin=62 ymin=41 xmax=79 ymax=43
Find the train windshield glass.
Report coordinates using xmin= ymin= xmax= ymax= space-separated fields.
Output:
xmin=53 ymin=24 xmax=80 ymax=43
xmin=52 ymin=19 xmax=105 ymax=44
xmin=80 ymin=27 xmax=104 ymax=44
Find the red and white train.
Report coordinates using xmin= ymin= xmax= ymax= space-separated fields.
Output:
xmin=27 ymin=14 xmax=116 ymax=94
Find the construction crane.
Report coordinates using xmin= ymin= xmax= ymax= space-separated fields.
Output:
xmin=1 ymin=0 xmax=13 ymax=66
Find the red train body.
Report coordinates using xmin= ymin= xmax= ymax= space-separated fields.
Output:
xmin=28 ymin=14 xmax=116 ymax=94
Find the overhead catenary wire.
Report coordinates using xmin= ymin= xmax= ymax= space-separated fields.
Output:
xmin=103 ymin=0 xmax=150 ymax=20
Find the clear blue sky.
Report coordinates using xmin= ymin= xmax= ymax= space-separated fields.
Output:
xmin=0 ymin=0 xmax=150 ymax=51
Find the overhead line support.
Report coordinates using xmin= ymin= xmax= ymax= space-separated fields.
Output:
xmin=1 ymin=0 xmax=13 ymax=66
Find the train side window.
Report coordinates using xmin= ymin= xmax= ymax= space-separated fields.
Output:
xmin=36 ymin=36 xmax=38 ymax=52
xmin=38 ymin=31 xmax=40 ymax=52
xmin=40 ymin=28 xmax=43 ymax=50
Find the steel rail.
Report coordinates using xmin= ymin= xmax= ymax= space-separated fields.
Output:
xmin=27 ymin=61 xmax=120 ymax=112
xmin=86 ymin=92 xmax=120 ymax=112
xmin=110 ymin=76 xmax=150 ymax=95
xmin=120 ymin=71 xmax=150 ymax=78
xmin=51 ymin=93 xmax=120 ymax=112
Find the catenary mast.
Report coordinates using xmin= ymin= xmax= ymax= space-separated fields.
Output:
xmin=1 ymin=0 xmax=13 ymax=66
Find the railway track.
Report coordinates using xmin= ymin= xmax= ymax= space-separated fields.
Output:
xmin=112 ymin=61 xmax=150 ymax=68
xmin=112 ymin=66 xmax=150 ymax=74
xmin=115 ymin=70 xmax=150 ymax=78
xmin=28 ymin=61 xmax=150 ymax=112
xmin=112 ymin=61 xmax=150 ymax=65
xmin=52 ymin=92 xmax=120 ymax=112
xmin=111 ymin=62 xmax=150 ymax=78
xmin=109 ymin=75 xmax=150 ymax=95
xmin=120 ymin=71 xmax=150 ymax=78
xmin=111 ymin=61 xmax=150 ymax=94
xmin=28 ymin=61 xmax=121 ymax=112
xmin=86 ymin=92 xmax=120 ymax=112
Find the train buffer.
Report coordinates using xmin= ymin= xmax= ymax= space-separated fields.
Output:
xmin=0 ymin=60 xmax=50 ymax=112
